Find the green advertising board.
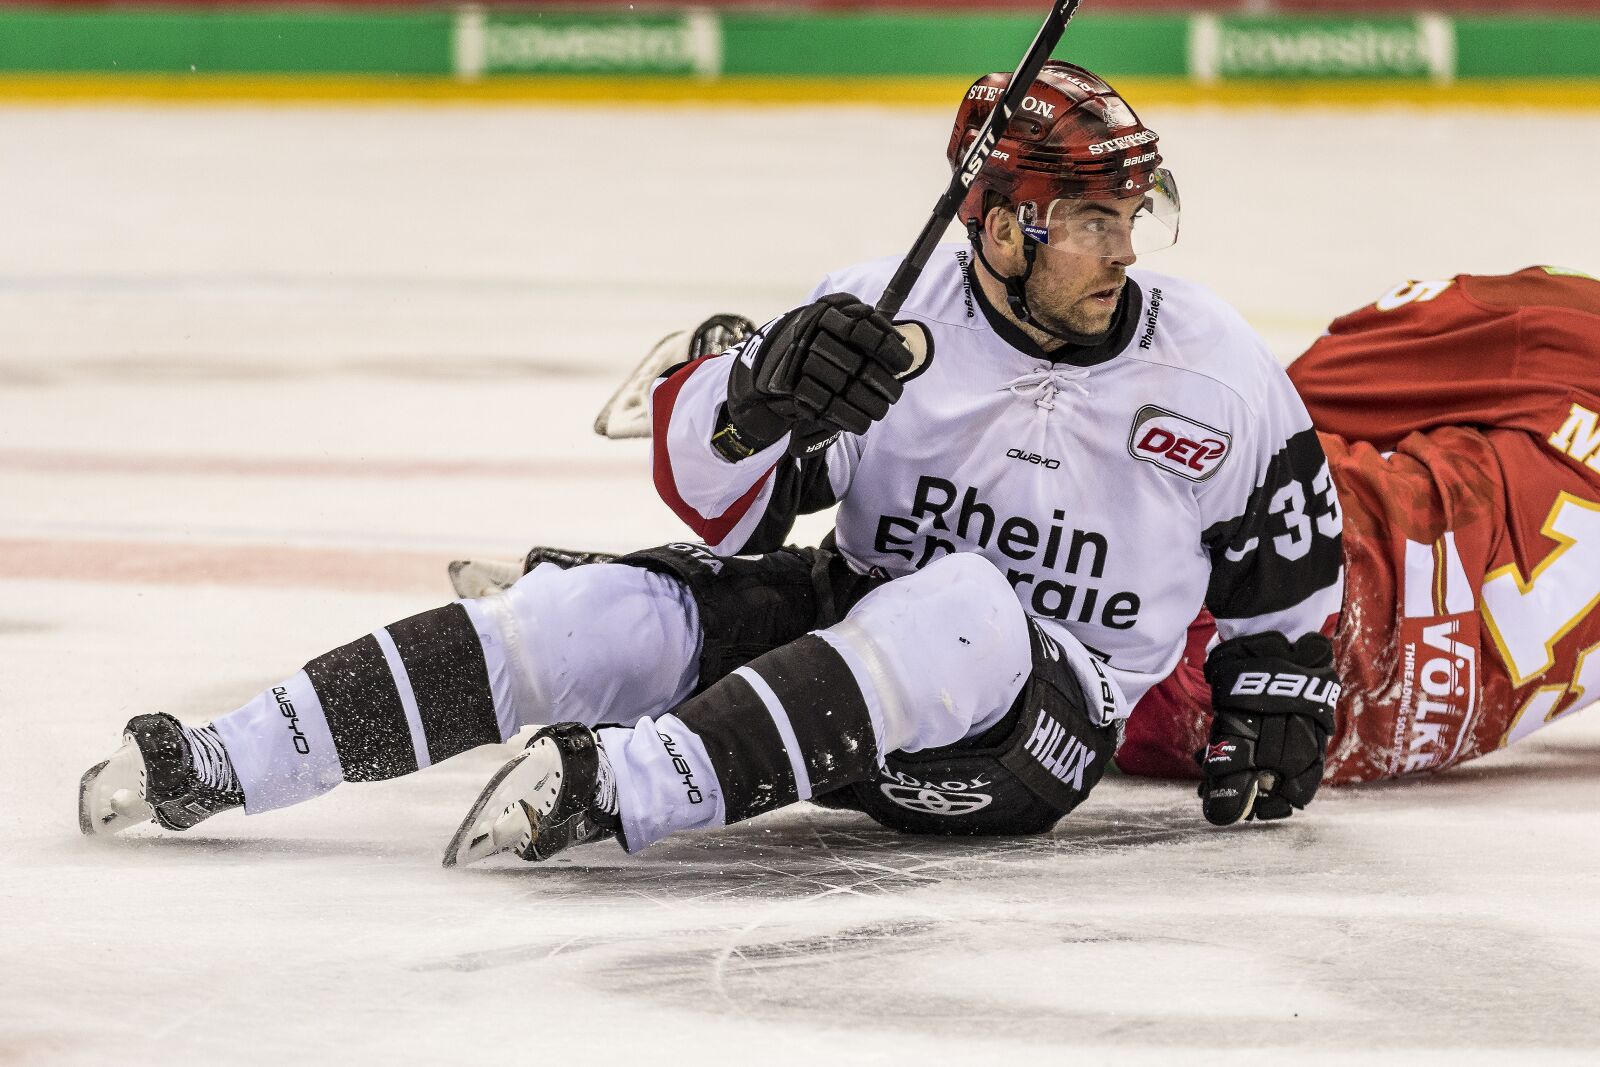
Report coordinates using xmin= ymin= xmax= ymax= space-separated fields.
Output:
xmin=459 ymin=8 xmax=721 ymax=77
xmin=0 ymin=6 xmax=1597 ymax=102
xmin=1190 ymin=15 xmax=1453 ymax=82
xmin=0 ymin=9 xmax=450 ymax=74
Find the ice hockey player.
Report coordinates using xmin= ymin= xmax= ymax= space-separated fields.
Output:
xmin=489 ymin=268 xmax=1600 ymax=807
xmin=1121 ymin=266 xmax=1600 ymax=787
xmin=79 ymin=62 xmax=1344 ymax=864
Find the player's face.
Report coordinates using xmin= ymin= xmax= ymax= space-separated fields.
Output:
xmin=1023 ymin=196 xmax=1144 ymax=336
xmin=983 ymin=194 xmax=1144 ymax=338
xmin=981 ymin=176 xmax=1180 ymax=339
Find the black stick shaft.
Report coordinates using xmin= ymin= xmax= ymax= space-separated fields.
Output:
xmin=875 ymin=0 xmax=1083 ymax=319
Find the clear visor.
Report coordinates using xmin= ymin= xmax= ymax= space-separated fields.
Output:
xmin=1018 ymin=167 xmax=1181 ymax=259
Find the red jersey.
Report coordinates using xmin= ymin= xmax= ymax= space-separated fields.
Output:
xmin=1121 ymin=267 xmax=1600 ymax=784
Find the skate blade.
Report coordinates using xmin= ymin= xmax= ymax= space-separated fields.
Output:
xmin=593 ymin=329 xmax=688 ymax=440
xmin=78 ymin=740 xmax=154 ymax=836
xmin=447 ymin=559 xmax=522 ymax=600
xmin=441 ymin=738 xmax=563 ymax=869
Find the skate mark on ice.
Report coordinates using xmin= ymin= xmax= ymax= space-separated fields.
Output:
xmin=77 ymin=832 xmax=416 ymax=862
xmin=412 ymin=933 xmax=646 ymax=974
xmin=442 ymin=808 xmax=1209 ymax=903
xmin=605 ymin=913 xmax=1600 ymax=1050
xmin=706 ymin=917 xmax=945 ymax=1011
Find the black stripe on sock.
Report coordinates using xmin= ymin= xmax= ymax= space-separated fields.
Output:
xmin=746 ymin=634 xmax=878 ymax=793
xmin=384 ymin=603 xmax=499 ymax=765
xmin=303 ymin=634 xmax=416 ymax=782
xmin=678 ymin=672 xmax=798 ymax=823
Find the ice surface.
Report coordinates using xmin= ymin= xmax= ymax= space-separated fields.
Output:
xmin=2 ymin=103 xmax=1599 ymax=1064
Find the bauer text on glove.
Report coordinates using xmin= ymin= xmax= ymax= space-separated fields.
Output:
xmin=1197 ymin=631 xmax=1338 ymax=826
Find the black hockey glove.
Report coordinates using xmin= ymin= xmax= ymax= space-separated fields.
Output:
xmin=1198 ymin=631 xmax=1339 ymax=826
xmin=720 ymin=292 xmax=913 ymax=459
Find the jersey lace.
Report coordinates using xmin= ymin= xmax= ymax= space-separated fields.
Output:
xmin=1001 ymin=367 xmax=1091 ymax=411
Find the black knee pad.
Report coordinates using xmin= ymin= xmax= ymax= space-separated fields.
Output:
xmin=815 ymin=624 xmax=1120 ymax=836
xmin=613 ymin=542 xmax=882 ymax=688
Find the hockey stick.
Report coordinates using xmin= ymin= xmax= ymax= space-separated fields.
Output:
xmin=875 ymin=0 xmax=1084 ymax=319
xmin=592 ymin=0 xmax=1081 ymax=438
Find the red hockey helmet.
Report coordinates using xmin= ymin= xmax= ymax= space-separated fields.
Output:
xmin=948 ymin=61 xmax=1179 ymax=258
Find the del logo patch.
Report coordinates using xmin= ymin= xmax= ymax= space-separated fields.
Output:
xmin=1127 ymin=405 xmax=1231 ymax=481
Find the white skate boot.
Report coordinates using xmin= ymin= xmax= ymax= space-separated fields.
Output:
xmin=79 ymin=713 xmax=243 ymax=835
xmin=447 ymin=547 xmax=620 ymax=600
xmin=592 ymin=312 xmax=755 ymax=439
xmin=442 ymin=723 xmax=619 ymax=868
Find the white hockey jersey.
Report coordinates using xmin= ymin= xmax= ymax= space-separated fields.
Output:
xmin=651 ymin=246 xmax=1344 ymax=706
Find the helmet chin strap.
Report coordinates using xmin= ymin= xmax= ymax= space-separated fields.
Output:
xmin=966 ymin=220 xmax=1109 ymax=347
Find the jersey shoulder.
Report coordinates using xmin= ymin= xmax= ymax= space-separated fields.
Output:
xmin=1124 ymin=268 xmax=1287 ymax=418
xmin=1324 ymin=266 xmax=1600 ymax=342
xmin=811 ymin=244 xmax=982 ymax=329
xmin=1460 ymin=265 xmax=1600 ymax=316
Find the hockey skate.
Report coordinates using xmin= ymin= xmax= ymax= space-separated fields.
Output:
xmin=448 ymin=546 xmax=621 ymax=599
xmin=441 ymin=723 xmax=620 ymax=868
xmin=78 ymin=713 xmax=243 ymax=836
xmin=592 ymin=312 xmax=755 ymax=439
xmin=446 ymin=558 xmax=524 ymax=600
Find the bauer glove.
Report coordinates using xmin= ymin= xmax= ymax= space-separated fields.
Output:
xmin=1197 ymin=631 xmax=1339 ymax=826
xmin=720 ymin=292 xmax=913 ymax=459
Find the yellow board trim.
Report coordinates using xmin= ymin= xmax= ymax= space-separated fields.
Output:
xmin=4 ymin=74 xmax=1600 ymax=109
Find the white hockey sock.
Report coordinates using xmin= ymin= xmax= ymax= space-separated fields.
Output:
xmin=598 ymin=717 xmax=725 ymax=851
xmin=212 ymin=671 xmax=343 ymax=814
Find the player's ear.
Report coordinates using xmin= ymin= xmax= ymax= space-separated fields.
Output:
xmin=983 ymin=205 xmax=1024 ymax=271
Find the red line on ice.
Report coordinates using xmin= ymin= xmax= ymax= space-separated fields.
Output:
xmin=0 ymin=449 xmax=641 ymax=482
xmin=0 ymin=538 xmax=457 ymax=594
